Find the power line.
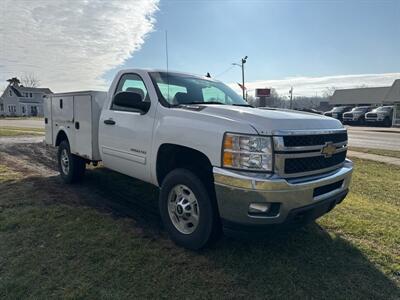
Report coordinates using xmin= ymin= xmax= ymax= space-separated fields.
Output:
xmin=214 ymin=65 xmax=235 ymax=79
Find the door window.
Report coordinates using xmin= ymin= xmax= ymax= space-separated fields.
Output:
xmin=111 ymin=73 xmax=149 ymax=111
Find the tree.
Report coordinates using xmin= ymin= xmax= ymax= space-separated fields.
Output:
xmin=322 ymin=86 xmax=336 ymax=98
xmin=21 ymin=73 xmax=40 ymax=88
xmin=6 ymin=77 xmax=20 ymax=86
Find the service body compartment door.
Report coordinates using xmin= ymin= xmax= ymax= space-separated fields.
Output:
xmin=73 ymin=95 xmax=93 ymax=159
xmin=43 ymin=97 xmax=53 ymax=144
xmin=52 ymin=96 xmax=74 ymax=122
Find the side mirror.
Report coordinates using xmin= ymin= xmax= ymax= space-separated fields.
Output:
xmin=113 ymin=91 xmax=150 ymax=113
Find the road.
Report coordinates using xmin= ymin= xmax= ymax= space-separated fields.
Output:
xmin=0 ymin=119 xmax=399 ymax=151
xmin=347 ymin=126 xmax=400 ymax=151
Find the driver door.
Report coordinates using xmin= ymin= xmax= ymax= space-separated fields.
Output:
xmin=99 ymin=73 xmax=155 ymax=183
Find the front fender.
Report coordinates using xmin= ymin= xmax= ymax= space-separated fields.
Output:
xmin=149 ymin=106 xmax=257 ymax=185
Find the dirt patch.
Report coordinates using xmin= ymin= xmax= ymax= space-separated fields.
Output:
xmin=0 ymin=141 xmax=163 ymax=236
xmin=0 ymin=146 xmax=57 ymax=177
xmin=0 ymin=141 xmax=57 ymax=173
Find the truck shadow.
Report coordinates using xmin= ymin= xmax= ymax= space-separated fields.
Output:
xmin=82 ymin=167 xmax=163 ymax=233
xmin=205 ymin=225 xmax=400 ymax=298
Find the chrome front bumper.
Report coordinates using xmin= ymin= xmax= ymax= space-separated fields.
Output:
xmin=213 ymin=159 xmax=353 ymax=227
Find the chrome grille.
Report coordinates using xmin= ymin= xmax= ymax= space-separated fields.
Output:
xmin=273 ymin=129 xmax=348 ymax=178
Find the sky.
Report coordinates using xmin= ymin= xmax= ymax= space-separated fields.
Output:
xmin=1 ymin=0 xmax=399 ymax=97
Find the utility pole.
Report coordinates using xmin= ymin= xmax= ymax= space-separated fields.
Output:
xmin=233 ymin=56 xmax=248 ymax=100
xmin=241 ymin=56 xmax=246 ymax=100
xmin=289 ymin=87 xmax=293 ymax=109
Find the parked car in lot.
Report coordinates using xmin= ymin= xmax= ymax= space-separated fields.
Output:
xmin=342 ymin=106 xmax=373 ymax=125
xmin=330 ymin=106 xmax=353 ymax=122
xmin=44 ymin=69 xmax=353 ymax=249
xmin=365 ymin=106 xmax=394 ymax=127
xmin=323 ymin=109 xmax=333 ymax=117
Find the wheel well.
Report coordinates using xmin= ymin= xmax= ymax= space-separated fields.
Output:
xmin=55 ymin=130 xmax=68 ymax=146
xmin=156 ymin=144 xmax=214 ymax=187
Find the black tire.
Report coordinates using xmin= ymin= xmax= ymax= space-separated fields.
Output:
xmin=159 ymin=168 xmax=219 ymax=250
xmin=57 ymin=140 xmax=86 ymax=184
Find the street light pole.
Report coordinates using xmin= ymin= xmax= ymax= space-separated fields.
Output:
xmin=241 ymin=56 xmax=247 ymax=100
xmin=241 ymin=58 xmax=245 ymax=100
xmin=233 ymin=56 xmax=248 ymax=100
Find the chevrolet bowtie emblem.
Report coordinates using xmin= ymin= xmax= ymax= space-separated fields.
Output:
xmin=321 ymin=142 xmax=336 ymax=158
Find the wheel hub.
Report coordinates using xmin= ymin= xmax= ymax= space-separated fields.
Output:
xmin=60 ymin=149 xmax=70 ymax=175
xmin=167 ymin=184 xmax=200 ymax=235
xmin=176 ymin=204 xmax=184 ymax=215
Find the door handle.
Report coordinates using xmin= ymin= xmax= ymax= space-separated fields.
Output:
xmin=104 ymin=119 xmax=116 ymax=125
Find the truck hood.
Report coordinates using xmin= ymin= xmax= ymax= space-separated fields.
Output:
xmin=195 ymin=105 xmax=343 ymax=134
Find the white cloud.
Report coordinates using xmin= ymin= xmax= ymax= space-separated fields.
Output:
xmin=0 ymin=0 xmax=158 ymax=92
xmin=229 ymin=73 xmax=400 ymax=97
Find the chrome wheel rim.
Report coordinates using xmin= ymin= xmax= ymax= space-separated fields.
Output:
xmin=167 ymin=184 xmax=200 ymax=234
xmin=60 ymin=149 xmax=70 ymax=175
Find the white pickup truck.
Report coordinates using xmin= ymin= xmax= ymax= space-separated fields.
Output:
xmin=44 ymin=69 xmax=353 ymax=249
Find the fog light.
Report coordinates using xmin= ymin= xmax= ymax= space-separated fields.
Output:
xmin=249 ymin=203 xmax=270 ymax=214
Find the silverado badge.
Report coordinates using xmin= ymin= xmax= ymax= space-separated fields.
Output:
xmin=321 ymin=142 xmax=336 ymax=158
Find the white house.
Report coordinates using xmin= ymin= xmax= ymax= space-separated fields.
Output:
xmin=0 ymin=81 xmax=53 ymax=117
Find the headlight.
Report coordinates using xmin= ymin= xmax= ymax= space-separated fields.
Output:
xmin=222 ymin=133 xmax=273 ymax=171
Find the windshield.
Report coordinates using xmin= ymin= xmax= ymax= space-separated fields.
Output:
xmin=149 ymin=72 xmax=248 ymax=106
xmin=332 ymin=106 xmax=350 ymax=112
xmin=376 ymin=106 xmax=392 ymax=112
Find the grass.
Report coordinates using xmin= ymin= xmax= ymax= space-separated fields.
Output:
xmin=349 ymin=147 xmax=400 ymax=159
xmin=0 ymin=159 xmax=399 ymax=299
xmin=0 ymin=126 xmax=44 ymax=137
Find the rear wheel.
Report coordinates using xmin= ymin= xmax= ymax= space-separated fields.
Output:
xmin=159 ymin=168 xmax=219 ymax=250
xmin=57 ymin=140 xmax=86 ymax=183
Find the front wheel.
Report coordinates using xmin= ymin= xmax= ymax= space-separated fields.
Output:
xmin=159 ymin=169 xmax=219 ymax=250
xmin=57 ymin=140 xmax=86 ymax=184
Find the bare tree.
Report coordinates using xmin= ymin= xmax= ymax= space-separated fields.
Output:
xmin=322 ymin=86 xmax=336 ymax=98
xmin=21 ymin=73 xmax=40 ymax=88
